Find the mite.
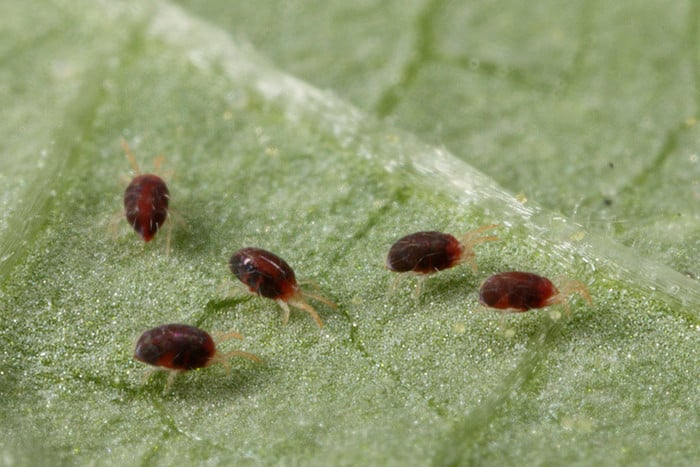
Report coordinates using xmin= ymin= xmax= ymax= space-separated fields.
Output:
xmin=386 ymin=225 xmax=498 ymax=296
xmin=478 ymin=271 xmax=592 ymax=314
xmin=121 ymin=139 xmax=170 ymax=244
xmin=387 ymin=225 xmax=498 ymax=274
xmin=229 ymin=247 xmax=335 ymax=329
xmin=134 ymin=323 xmax=260 ymax=391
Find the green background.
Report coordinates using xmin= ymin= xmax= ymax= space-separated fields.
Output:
xmin=1 ymin=1 xmax=698 ymax=465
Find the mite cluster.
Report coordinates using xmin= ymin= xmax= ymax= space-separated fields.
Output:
xmin=385 ymin=228 xmax=591 ymax=313
xmin=121 ymin=139 xmax=593 ymax=392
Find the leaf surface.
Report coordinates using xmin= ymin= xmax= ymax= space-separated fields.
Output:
xmin=1 ymin=1 xmax=698 ymax=465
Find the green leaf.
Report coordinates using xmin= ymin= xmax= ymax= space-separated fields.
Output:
xmin=177 ymin=0 xmax=700 ymax=277
xmin=1 ymin=1 xmax=698 ymax=465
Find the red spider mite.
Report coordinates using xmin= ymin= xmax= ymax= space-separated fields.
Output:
xmin=387 ymin=225 xmax=499 ymax=274
xmin=134 ymin=323 xmax=260 ymax=391
xmin=228 ymin=247 xmax=335 ymax=329
xmin=478 ymin=271 xmax=592 ymax=315
xmin=386 ymin=225 xmax=499 ymax=295
xmin=121 ymin=139 xmax=171 ymax=246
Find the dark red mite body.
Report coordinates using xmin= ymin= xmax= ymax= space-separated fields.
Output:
xmin=124 ymin=174 xmax=169 ymax=242
xmin=387 ymin=231 xmax=463 ymax=274
xmin=134 ymin=323 xmax=260 ymax=391
xmin=386 ymin=225 xmax=498 ymax=298
xmin=478 ymin=271 xmax=592 ymax=313
xmin=230 ymin=247 xmax=298 ymax=301
xmin=479 ymin=272 xmax=557 ymax=311
xmin=387 ymin=225 xmax=498 ymax=275
xmin=120 ymin=139 xmax=170 ymax=243
xmin=135 ymin=323 xmax=215 ymax=371
xmin=229 ymin=247 xmax=334 ymax=328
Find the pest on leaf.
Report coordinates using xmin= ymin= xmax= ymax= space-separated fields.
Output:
xmin=134 ymin=323 xmax=260 ymax=391
xmin=387 ymin=225 xmax=499 ymax=274
xmin=478 ymin=271 xmax=592 ymax=315
xmin=386 ymin=225 xmax=498 ymax=296
xmin=121 ymin=139 xmax=171 ymax=248
xmin=229 ymin=247 xmax=335 ymax=329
